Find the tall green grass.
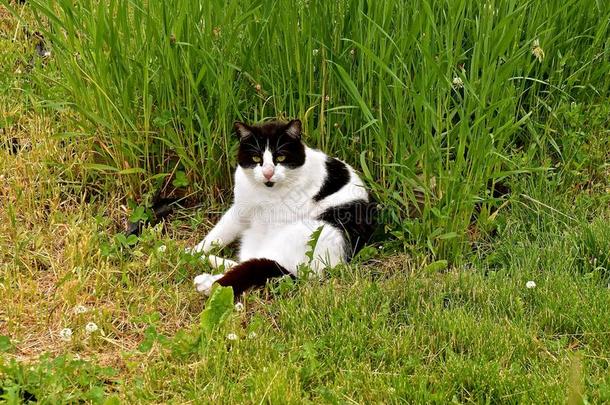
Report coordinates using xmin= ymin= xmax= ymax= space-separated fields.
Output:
xmin=8 ymin=0 xmax=610 ymax=260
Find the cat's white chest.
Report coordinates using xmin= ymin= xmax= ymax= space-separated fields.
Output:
xmin=232 ymin=158 xmax=340 ymax=273
xmin=239 ymin=183 xmax=319 ymax=234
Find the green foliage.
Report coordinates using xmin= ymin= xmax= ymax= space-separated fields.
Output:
xmin=2 ymin=2 xmax=610 ymax=403
xmin=171 ymin=171 xmax=189 ymax=188
xmin=134 ymin=287 xmax=235 ymax=358
xmin=100 ymin=233 xmax=138 ymax=258
xmin=7 ymin=0 xmax=609 ymax=260
xmin=571 ymin=219 xmax=610 ymax=282
xmin=304 ymin=226 xmax=324 ymax=263
xmin=424 ymin=259 xmax=449 ymax=273
xmin=0 ymin=355 xmax=117 ymax=404
xmin=0 ymin=336 xmax=12 ymax=353
xmin=138 ymin=326 xmax=170 ymax=353
xmin=199 ymin=286 xmax=234 ymax=336
xmin=128 ymin=205 xmax=149 ymax=224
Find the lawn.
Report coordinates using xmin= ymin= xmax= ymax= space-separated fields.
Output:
xmin=1 ymin=0 xmax=610 ymax=403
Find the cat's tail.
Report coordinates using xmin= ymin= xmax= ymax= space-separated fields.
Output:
xmin=215 ymin=258 xmax=292 ymax=296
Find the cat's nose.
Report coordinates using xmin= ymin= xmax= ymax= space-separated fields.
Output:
xmin=262 ymin=166 xmax=274 ymax=180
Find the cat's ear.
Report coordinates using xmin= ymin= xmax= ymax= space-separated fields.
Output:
xmin=234 ymin=121 xmax=253 ymax=141
xmin=285 ymin=119 xmax=302 ymax=140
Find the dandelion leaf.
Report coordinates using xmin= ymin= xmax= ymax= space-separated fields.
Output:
xmin=199 ymin=286 xmax=234 ymax=335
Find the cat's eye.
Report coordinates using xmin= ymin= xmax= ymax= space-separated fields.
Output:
xmin=252 ymin=156 xmax=261 ymax=163
xmin=276 ymin=155 xmax=286 ymax=162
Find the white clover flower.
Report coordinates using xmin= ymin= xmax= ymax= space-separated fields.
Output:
xmin=452 ymin=76 xmax=464 ymax=89
xmin=73 ymin=305 xmax=88 ymax=315
xmin=526 ymin=280 xmax=536 ymax=289
xmin=234 ymin=302 xmax=244 ymax=312
xmin=85 ymin=322 xmax=99 ymax=334
xmin=157 ymin=244 xmax=167 ymax=253
xmin=247 ymin=331 xmax=257 ymax=339
xmin=59 ymin=328 xmax=73 ymax=342
xmin=226 ymin=333 xmax=238 ymax=341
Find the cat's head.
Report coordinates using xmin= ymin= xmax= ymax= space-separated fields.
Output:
xmin=234 ymin=119 xmax=305 ymax=188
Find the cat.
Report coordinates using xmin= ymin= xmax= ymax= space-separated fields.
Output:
xmin=191 ymin=119 xmax=376 ymax=296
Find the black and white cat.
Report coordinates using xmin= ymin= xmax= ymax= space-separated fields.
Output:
xmin=192 ymin=119 xmax=376 ymax=296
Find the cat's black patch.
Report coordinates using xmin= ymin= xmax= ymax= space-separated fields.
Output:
xmin=1 ymin=137 xmax=22 ymax=155
xmin=317 ymin=198 xmax=377 ymax=257
xmin=216 ymin=258 xmax=292 ymax=296
xmin=313 ymin=157 xmax=350 ymax=202
xmin=124 ymin=196 xmax=179 ymax=237
xmin=235 ymin=120 xmax=305 ymax=169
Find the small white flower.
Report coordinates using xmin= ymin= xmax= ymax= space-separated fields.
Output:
xmin=526 ymin=280 xmax=536 ymax=289
xmin=312 ymin=49 xmax=319 ymax=56
xmin=452 ymin=76 xmax=464 ymax=89
xmin=157 ymin=244 xmax=167 ymax=253
xmin=247 ymin=331 xmax=257 ymax=339
xmin=226 ymin=333 xmax=238 ymax=341
xmin=350 ymin=48 xmax=356 ymax=56
xmin=234 ymin=302 xmax=244 ymax=312
xmin=73 ymin=305 xmax=88 ymax=314
xmin=85 ymin=322 xmax=98 ymax=334
xmin=59 ymin=328 xmax=73 ymax=342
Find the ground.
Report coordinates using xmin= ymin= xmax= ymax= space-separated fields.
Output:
xmin=1 ymin=2 xmax=610 ymax=403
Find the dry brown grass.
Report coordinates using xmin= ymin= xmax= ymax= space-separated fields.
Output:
xmin=0 ymin=102 xmax=210 ymax=367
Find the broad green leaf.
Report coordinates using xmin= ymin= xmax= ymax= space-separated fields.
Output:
xmin=0 ymin=335 xmax=12 ymax=352
xmin=199 ymin=286 xmax=234 ymax=335
xmin=424 ymin=260 xmax=448 ymax=273
xmin=172 ymin=171 xmax=189 ymax=188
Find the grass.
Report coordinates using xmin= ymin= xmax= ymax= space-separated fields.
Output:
xmin=1 ymin=0 xmax=610 ymax=403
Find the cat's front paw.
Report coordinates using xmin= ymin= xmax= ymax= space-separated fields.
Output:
xmin=193 ymin=273 xmax=224 ymax=296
